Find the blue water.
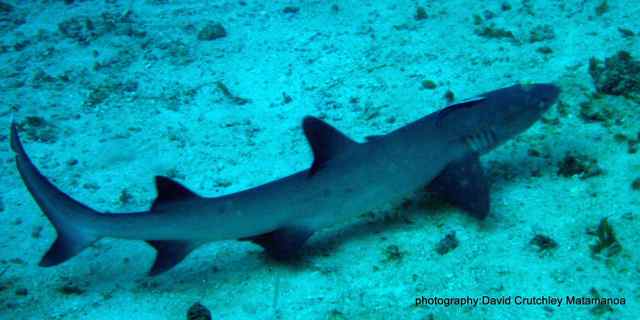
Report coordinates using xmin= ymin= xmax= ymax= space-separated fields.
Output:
xmin=0 ymin=0 xmax=638 ymax=319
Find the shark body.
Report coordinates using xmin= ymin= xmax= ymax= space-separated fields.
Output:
xmin=11 ymin=83 xmax=559 ymax=276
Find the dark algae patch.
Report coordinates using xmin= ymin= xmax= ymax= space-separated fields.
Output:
xmin=556 ymin=152 xmax=603 ymax=179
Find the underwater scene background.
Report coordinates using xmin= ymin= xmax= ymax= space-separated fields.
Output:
xmin=0 ymin=0 xmax=639 ymax=319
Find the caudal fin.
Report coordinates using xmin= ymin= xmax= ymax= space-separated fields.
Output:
xmin=10 ymin=122 xmax=101 ymax=267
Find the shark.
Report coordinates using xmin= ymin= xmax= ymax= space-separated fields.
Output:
xmin=10 ymin=83 xmax=559 ymax=276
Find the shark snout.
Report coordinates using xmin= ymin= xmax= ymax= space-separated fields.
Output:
xmin=534 ymin=83 xmax=560 ymax=110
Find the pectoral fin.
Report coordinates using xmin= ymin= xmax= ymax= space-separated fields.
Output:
xmin=240 ymin=226 xmax=314 ymax=260
xmin=146 ymin=240 xmax=202 ymax=276
xmin=427 ymin=154 xmax=489 ymax=219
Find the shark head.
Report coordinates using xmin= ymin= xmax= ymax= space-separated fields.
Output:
xmin=490 ymin=83 xmax=560 ymax=139
xmin=436 ymin=83 xmax=559 ymax=153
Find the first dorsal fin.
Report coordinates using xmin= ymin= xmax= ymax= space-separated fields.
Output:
xmin=302 ymin=116 xmax=357 ymax=176
xmin=151 ymin=176 xmax=199 ymax=211
xmin=436 ymin=96 xmax=487 ymax=127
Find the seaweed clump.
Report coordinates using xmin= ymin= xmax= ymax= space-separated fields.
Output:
xmin=382 ymin=244 xmax=404 ymax=263
xmin=587 ymin=218 xmax=622 ymax=257
xmin=589 ymin=51 xmax=640 ymax=101
xmin=530 ymin=234 xmax=558 ymax=253
xmin=578 ymin=99 xmax=615 ymax=126
xmin=17 ymin=116 xmax=58 ymax=144
xmin=474 ymin=24 xmax=516 ymax=42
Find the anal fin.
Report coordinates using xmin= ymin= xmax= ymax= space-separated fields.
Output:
xmin=240 ymin=227 xmax=314 ymax=260
xmin=426 ymin=154 xmax=490 ymax=219
xmin=146 ymin=240 xmax=201 ymax=276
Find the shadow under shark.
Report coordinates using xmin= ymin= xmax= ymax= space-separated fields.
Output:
xmin=10 ymin=83 xmax=559 ymax=276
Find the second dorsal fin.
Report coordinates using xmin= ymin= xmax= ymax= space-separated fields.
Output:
xmin=151 ymin=176 xmax=199 ymax=211
xmin=302 ymin=116 xmax=357 ymax=176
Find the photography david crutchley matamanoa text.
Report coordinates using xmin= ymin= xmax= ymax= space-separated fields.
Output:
xmin=414 ymin=295 xmax=626 ymax=307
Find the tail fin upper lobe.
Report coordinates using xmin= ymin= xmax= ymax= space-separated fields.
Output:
xmin=10 ymin=122 xmax=100 ymax=267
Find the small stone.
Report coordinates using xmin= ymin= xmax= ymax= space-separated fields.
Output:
xmin=282 ymin=92 xmax=292 ymax=104
xmin=15 ymin=288 xmax=28 ymax=296
xmin=31 ymin=226 xmax=43 ymax=239
xmin=282 ymin=6 xmax=299 ymax=14
xmin=415 ymin=6 xmax=428 ymax=20
xmin=421 ymin=79 xmax=437 ymax=89
xmin=187 ymin=302 xmax=211 ymax=320
xmin=215 ymin=179 xmax=232 ymax=188
xmin=197 ymin=22 xmax=226 ymax=41
xmin=58 ymin=282 xmax=86 ymax=295
xmin=537 ymin=46 xmax=553 ymax=55
xmin=435 ymin=231 xmax=459 ymax=255
xmin=444 ymin=90 xmax=455 ymax=102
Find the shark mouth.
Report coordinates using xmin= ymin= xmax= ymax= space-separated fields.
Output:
xmin=464 ymin=127 xmax=497 ymax=153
